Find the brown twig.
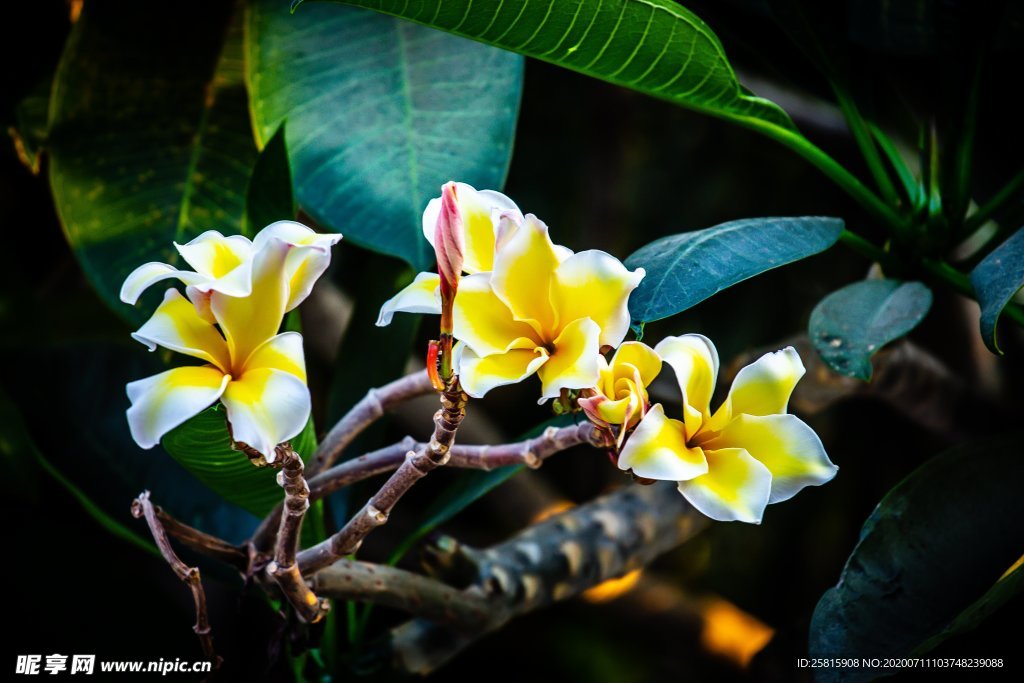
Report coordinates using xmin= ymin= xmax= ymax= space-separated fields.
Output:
xmin=131 ymin=491 xmax=222 ymax=669
xmin=308 ymin=369 xmax=435 ymax=476
xmin=266 ymin=444 xmax=328 ymax=624
xmin=297 ymin=385 xmax=469 ymax=575
xmin=147 ymin=499 xmax=249 ymax=573
xmin=311 ymin=559 xmax=492 ymax=629
xmin=388 ymin=482 xmax=710 ymax=674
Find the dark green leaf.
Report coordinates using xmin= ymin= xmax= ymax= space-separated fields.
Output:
xmin=247 ymin=0 xmax=523 ymax=270
xmin=49 ymin=2 xmax=257 ymax=322
xmin=809 ymin=436 xmax=1024 ymax=682
xmin=625 ymin=217 xmax=843 ymax=323
xmin=809 ymin=279 xmax=932 ymax=380
xmin=245 ymin=124 xmax=296 ymax=232
xmin=311 ymin=0 xmax=795 ymax=134
xmin=970 ymin=226 xmax=1024 ymax=353
xmin=161 ymin=405 xmax=318 ymax=517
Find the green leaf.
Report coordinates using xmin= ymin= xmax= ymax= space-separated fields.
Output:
xmin=625 ymin=217 xmax=844 ymax=324
xmin=49 ymin=2 xmax=258 ymax=322
xmin=809 ymin=279 xmax=932 ymax=380
xmin=311 ymin=0 xmax=795 ymax=135
xmin=970 ymin=226 xmax=1024 ymax=353
xmin=245 ymin=124 xmax=296 ymax=232
xmin=808 ymin=436 xmax=1024 ymax=682
xmin=247 ymin=0 xmax=524 ymax=271
xmin=0 ymin=387 xmax=158 ymax=557
xmin=161 ymin=405 xmax=318 ymax=517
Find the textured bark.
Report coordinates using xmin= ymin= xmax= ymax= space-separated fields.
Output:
xmin=389 ymin=482 xmax=709 ymax=675
xmin=312 ymin=560 xmax=492 ymax=628
xmin=131 ymin=491 xmax=222 ymax=668
xmin=267 ymin=444 xmax=327 ymax=623
xmin=297 ymin=386 xmax=469 ymax=574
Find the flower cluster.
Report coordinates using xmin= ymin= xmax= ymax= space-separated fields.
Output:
xmin=379 ymin=183 xmax=837 ymax=523
xmin=121 ymin=222 xmax=341 ymax=461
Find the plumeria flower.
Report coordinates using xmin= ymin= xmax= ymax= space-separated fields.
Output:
xmin=376 ymin=182 xmax=522 ymax=326
xmin=579 ymin=342 xmax=661 ymax=447
xmin=125 ymin=228 xmax=340 ymax=461
xmin=617 ymin=335 xmax=837 ymax=524
xmin=453 ymin=215 xmax=644 ymax=400
xmin=121 ymin=221 xmax=341 ymax=320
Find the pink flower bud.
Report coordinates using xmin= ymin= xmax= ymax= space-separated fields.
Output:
xmin=434 ymin=182 xmax=464 ymax=296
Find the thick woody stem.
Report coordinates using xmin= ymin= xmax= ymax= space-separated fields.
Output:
xmin=388 ymin=482 xmax=709 ymax=675
xmin=297 ymin=386 xmax=469 ymax=575
xmin=131 ymin=491 xmax=222 ymax=669
xmin=267 ymin=444 xmax=328 ymax=624
xmin=309 ymin=370 xmax=435 ymax=476
xmin=311 ymin=559 xmax=492 ymax=629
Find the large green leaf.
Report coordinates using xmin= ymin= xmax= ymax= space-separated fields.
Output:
xmin=247 ymin=0 xmax=523 ymax=271
xmin=970 ymin=226 xmax=1024 ymax=353
xmin=311 ymin=0 xmax=795 ymax=135
xmin=245 ymin=124 xmax=296 ymax=232
xmin=809 ymin=279 xmax=932 ymax=380
xmin=808 ymin=436 xmax=1024 ymax=682
xmin=161 ymin=405 xmax=318 ymax=518
xmin=625 ymin=217 xmax=843 ymax=324
xmin=48 ymin=2 xmax=257 ymax=322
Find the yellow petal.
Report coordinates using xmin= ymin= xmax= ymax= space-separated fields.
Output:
xmin=452 ymin=273 xmax=541 ymax=356
xmin=126 ymin=366 xmax=229 ymax=449
xmin=551 ymin=250 xmax=645 ymax=347
xmin=245 ymin=332 xmax=307 ymax=383
xmin=131 ymin=289 xmax=230 ymax=371
xmin=221 ymin=368 xmax=311 ymax=461
xmin=655 ymin=334 xmax=719 ymax=436
xmin=490 ymin=214 xmax=561 ymax=334
xmin=254 ymin=221 xmax=342 ymax=311
xmin=376 ymin=272 xmax=442 ymax=327
xmin=617 ymin=404 xmax=708 ymax=481
xmin=210 ymin=237 xmax=291 ymax=369
xmin=703 ymin=414 xmax=837 ymax=504
xmin=422 ymin=183 xmax=521 ymax=274
xmin=454 ymin=341 xmax=549 ymax=398
xmin=707 ymin=347 xmax=805 ymax=432
xmin=610 ymin=341 xmax=662 ymax=387
xmin=537 ymin=317 xmax=601 ymax=400
xmin=678 ymin=447 xmax=772 ymax=524
xmin=120 ymin=262 xmax=206 ymax=305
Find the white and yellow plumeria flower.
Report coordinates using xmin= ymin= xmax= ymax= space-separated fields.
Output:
xmin=125 ymin=233 xmax=338 ymax=461
xmin=121 ymin=221 xmax=341 ymax=319
xmin=376 ymin=182 xmax=522 ymax=326
xmin=618 ymin=335 xmax=837 ymax=524
xmin=579 ymin=342 xmax=661 ymax=446
xmin=453 ymin=215 xmax=644 ymax=400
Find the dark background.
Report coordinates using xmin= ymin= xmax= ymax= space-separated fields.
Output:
xmin=2 ymin=1 xmax=1022 ymax=681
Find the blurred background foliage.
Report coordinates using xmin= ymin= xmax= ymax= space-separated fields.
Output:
xmin=2 ymin=0 xmax=1023 ymax=681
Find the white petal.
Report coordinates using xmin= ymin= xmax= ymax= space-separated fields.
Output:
xmin=119 ymin=262 xmax=205 ymax=305
xmin=126 ymin=366 xmax=229 ymax=449
xmin=131 ymin=289 xmax=231 ymax=370
xmin=376 ymin=272 xmax=442 ymax=327
xmin=655 ymin=334 xmax=720 ymax=434
xmin=551 ymin=250 xmax=645 ymax=347
xmin=454 ymin=341 xmax=549 ymax=398
xmin=678 ymin=447 xmax=773 ymax=524
xmin=221 ymin=368 xmax=311 ymax=461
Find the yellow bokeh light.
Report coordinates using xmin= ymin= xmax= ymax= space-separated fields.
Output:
xmin=582 ymin=569 xmax=643 ymax=604
xmin=700 ymin=597 xmax=775 ymax=668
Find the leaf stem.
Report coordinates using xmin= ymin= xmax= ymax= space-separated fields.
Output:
xmin=832 ymin=85 xmax=902 ymax=210
xmin=964 ymin=169 xmax=1024 ymax=234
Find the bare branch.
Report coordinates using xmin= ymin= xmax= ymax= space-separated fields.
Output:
xmin=266 ymin=444 xmax=328 ymax=624
xmin=311 ymin=560 xmax=491 ymax=629
xmin=309 ymin=370 xmax=435 ymax=476
xmin=147 ymin=499 xmax=249 ymax=573
xmin=297 ymin=386 xmax=468 ymax=575
xmin=131 ymin=491 xmax=222 ymax=669
xmin=388 ymin=482 xmax=709 ymax=674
